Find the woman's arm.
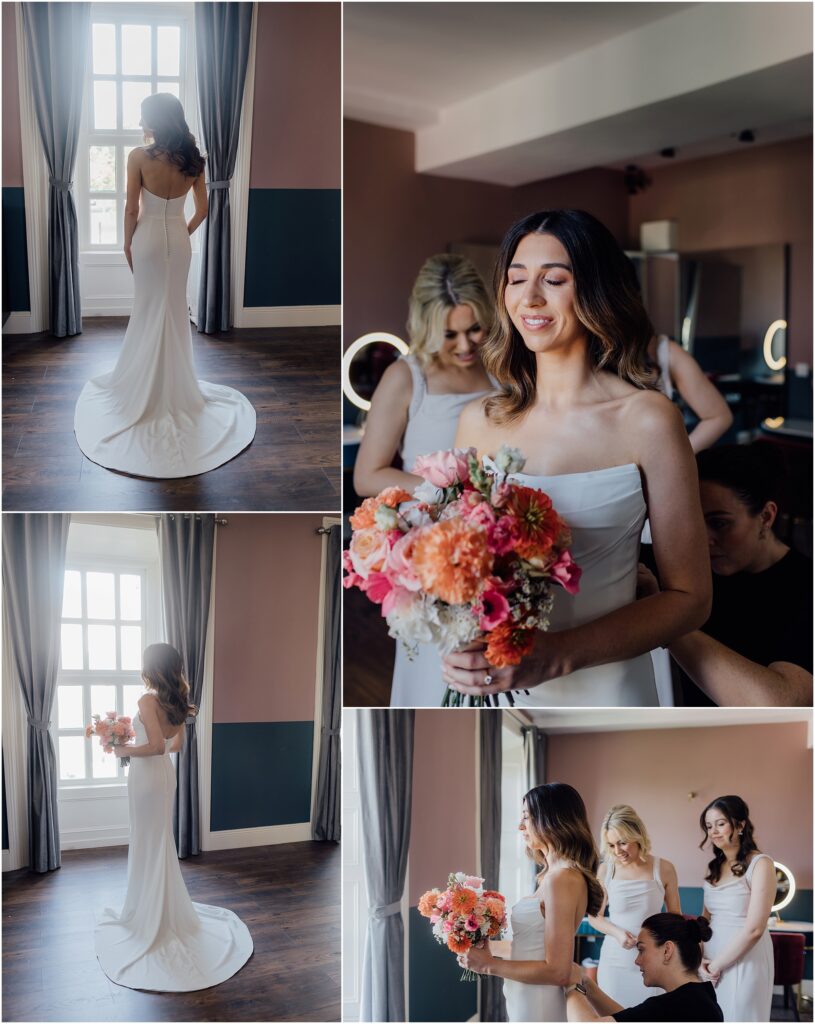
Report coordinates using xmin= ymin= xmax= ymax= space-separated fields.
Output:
xmin=668 ymin=342 xmax=733 ymax=452
xmin=352 ymin=359 xmax=421 ymax=497
xmin=566 ymin=973 xmax=624 ymax=1021
xmin=586 ymin=866 xmax=636 ymax=948
xmin=123 ymin=149 xmax=142 ymax=271
xmin=187 ymin=173 xmax=208 ymax=235
xmin=706 ymin=857 xmax=775 ymax=976
xmin=125 ymin=695 xmax=169 ymax=757
xmin=660 ymin=858 xmax=682 ymax=914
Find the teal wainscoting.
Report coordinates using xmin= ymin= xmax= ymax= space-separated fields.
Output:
xmin=243 ymin=188 xmax=340 ymax=307
xmin=210 ymin=721 xmax=313 ymax=831
xmin=2 ymin=187 xmax=30 ymax=317
xmin=409 ymin=906 xmax=478 ymax=1022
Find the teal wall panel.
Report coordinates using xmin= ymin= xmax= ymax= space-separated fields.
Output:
xmin=409 ymin=906 xmax=478 ymax=1022
xmin=210 ymin=721 xmax=313 ymax=831
xmin=2 ymin=187 xmax=30 ymax=316
xmin=244 ymin=188 xmax=340 ymax=307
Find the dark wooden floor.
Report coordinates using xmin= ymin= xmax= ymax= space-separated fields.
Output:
xmin=2 ymin=319 xmax=340 ymax=511
xmin=2 ymin=841 xmax=340 ymax=1022
xmin=343 ymin=581 xmax=395 ymax=707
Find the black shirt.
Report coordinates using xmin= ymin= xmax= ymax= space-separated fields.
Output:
xmin=681 ymin=547 xmax=813 ymax=707
xmin=613 ymin=981 xmax=723 ymax=1022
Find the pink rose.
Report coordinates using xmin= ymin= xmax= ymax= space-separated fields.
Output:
xmin=430 ymin=913 xmax=441 ymax=924
xmin=464 ymin=875 xmax=484 ymax=889
xmin=475 ymin=589 xmax=510 ymax=631
xmin=112 ymin=722 xmax=125 ymax=736
xmin=385 ymin=532 xmax=422 ymax=591
xmin=487 ymin=516 xmax=520 ymax=556
xmin=381 ymin=583 xmax=415 ymax=619
xmin=465 ymin=502 xmax=497 ymax=530
xmin=550 ymin=549 xmax=582 ymax=595
xmin=443 ymin=919 xmax=454 ymax=932
xmin=105 ymin=711 xmax=117 ymax=720
xmin=491 ymin=482 xmax=513 ymax=509
xmin=413 ymin=447 xmax=475 ymax=488
xmin=349 ymin=527 xmax=389 ymax=578
xmin=119 ymin=716 xmax=131 ymax=725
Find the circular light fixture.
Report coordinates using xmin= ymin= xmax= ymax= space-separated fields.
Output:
xmin=342 ymin=332 xmax=410 ymax=412
xmin=763 ymin=319 xmax=787 ymax=371
xmin=773 ymin=861 xmax=796 ymax=913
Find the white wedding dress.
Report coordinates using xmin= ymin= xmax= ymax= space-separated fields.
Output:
xmin=75 ymin=187 xmax=256 ymax=478
xmin=503 ymin=894 xmax=566 ymax=1023
xmin=95 ymin=711 xmax=253 ymax=991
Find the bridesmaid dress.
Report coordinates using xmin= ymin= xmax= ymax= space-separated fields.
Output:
xmin=503 ymin=894 xmax=567 ymax=1023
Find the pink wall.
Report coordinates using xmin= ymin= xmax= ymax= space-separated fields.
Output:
xmin=2 ymin=3 xmax=23 ymax=187
xmin=408 ymin=709 xmax=478 ymax=903
xmin=249 ymin=2 xmax=340 ymax=190
xmin=547 ymin=722 xmax=812 ymax=888
xmin=628 ymin=139 xmax=813 ymax=365
xmin=212 ymin=513 xmax=326 ymax=724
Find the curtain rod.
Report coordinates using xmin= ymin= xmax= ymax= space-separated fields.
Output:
xmin=151 ymin=514 xmax=228 ymax=526
xmin=315 ymin=526 xmax=334 ymax=535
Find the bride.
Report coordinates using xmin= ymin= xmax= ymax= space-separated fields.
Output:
xmin=443 ymin=209 xmax=711 ymax=707
xmin=95 ymin=643 xmax=252 ymax=991
xmin=460 ymin=782 xmax=603 ymax=1022
xmin=74 ymin=93 xmax=256 ymax=478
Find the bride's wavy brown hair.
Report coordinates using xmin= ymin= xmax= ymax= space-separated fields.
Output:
xmin=483 ymin=209 xmax=656 ymax=423
xmin=141 ymin=93 xmax=205 ymax=178
xmin=524 ymin=782 xmax=604 ymax=915
xmin=141 ymin=643 xmax=197 ymax=727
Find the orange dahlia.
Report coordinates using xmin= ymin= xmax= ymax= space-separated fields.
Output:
xmin=484 ymin=620 xmax=536 ymax=668
xmin=418 ymin=890 xmax=439 ymax=918
xmin=412 ymin=520 xmax=493 ymax=605
xmin=449 ymin=886 xmax=478 ymax=916
xmin=506 ymin=486 xmax=565 ymax=561
xmin=349 ymin=487 xmax=412 ymax=530
xmin=447 ymin=932 xmax=472 ymax=954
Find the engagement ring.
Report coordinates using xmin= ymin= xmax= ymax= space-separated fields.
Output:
xmin=484 ymin=673 xmax=493 ymax=685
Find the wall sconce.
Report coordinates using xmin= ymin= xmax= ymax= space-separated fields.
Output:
xmin=342 ymin=332 xmax=410 ymax=412
xmin=763 ymin=319 xmax=787 ymax=372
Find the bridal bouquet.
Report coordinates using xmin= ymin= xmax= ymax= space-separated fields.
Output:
xmin=85 ymin=712 xmax=135 ymax=767
xmin=343 ymin=445 xmax=581 ymax=705
xmin=418 ymin=873 xmax=508 ymax=981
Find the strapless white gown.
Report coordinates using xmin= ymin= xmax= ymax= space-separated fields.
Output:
xmin=95 ymin=712 xmax=253 ymax=991
xmin=75 ymin=187 xmax=256 ymax=478
xmin=503 ymin=895 xmax=566 ymax=1023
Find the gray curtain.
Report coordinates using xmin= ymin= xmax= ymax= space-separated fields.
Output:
xmin=522 ymin=726 xmax=547 ymax=889
xmin=194 ymin=2 xmax=253 ymax=333
xmin=2 ymin=514 xmax=70 ymax=873
xmin=313 ymin=526 xmax=341 ymax=841
xmin=479 ymin=713 xmax=507 ymax=1022
xmin=157 ymin=514 xmax=215 ymax=858
xmin=22 ymin=3 xmax=89 ymax=337
xmin=358 ymin=710 xmax=414 ymax=1023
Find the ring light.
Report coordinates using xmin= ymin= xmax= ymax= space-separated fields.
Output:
xmin=342 ymin=332 xmax=409 ymax=412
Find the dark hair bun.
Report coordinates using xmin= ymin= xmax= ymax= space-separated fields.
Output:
xmin=692 ymin=916 xmax=713 ymax=943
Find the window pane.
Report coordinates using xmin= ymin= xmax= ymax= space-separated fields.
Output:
xmin=92 ymin=23 xmax=116 ymax=74
xmin=88 ymin=625 xmax=116 ymax=670
xmin=121 ymin=24 xmax=151 ymax=76
xmin=92 ymin=737 xmax=118 ymax=779
xmin=120 ymin=575 xmax=142 ymax=620
xmin=89 ymin=146 xmax=116 ymax=192
xmin=87 ymin=572 xmax=115 ymax=619
xmin=58 ymin=687 xmax=84 ymax=729
xmin=62 ymin=570 xmax=82 ymax=618
xmin=123 ymin=80 xmax=152 ymax=130
xmin=123 ymin=685 xmax=143 ymax=722
xmin=90 ymin=199 xmax=117 ymax=246
xmin=93 ymin=80 xmax=116 ymax=130
xmin=157 ymin=26 xmax=180 ymax=76
xmin=90 ymin=684 xmax=117 ymax=718
xmin=59 ymin=736 xmax=86 ymax=781
xmin=121 ymin=626 xmax=142 ymax=670
xmin=61 ymin=624 xmax=83 ymax=670
xmin=161 ymin=81 xmax=180 ymax=99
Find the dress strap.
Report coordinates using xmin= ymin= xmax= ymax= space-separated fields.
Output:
xmin=745 ymin=853 xmax=772 ymax=885
xmin=402 ymin=354 xmax=426 ymax=420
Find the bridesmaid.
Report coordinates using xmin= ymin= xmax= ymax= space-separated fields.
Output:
xmin=590 ymin=805 xmax=681 ymax=1006
xmin=700 ymin=795 xmax=775 ymax=1021
xmin=352 ymin=253 xmax=495 ymax=707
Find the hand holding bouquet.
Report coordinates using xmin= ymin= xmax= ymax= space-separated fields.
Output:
xmin=344 ymin=445 xmax=581 ymax=705
xmin=85 ymin=712 xmax=135 ymax=767
xmin=418 ymin=873 xmax=508 ymax=981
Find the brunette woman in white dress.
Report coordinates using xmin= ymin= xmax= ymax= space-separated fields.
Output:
xmin=590 ymin=805 xmax=681 ymax=1006
xmin=95 ymin=644 xmax=252 ymax=991
xmin=460 ymin=782 xmax=604 ymax=1023
xmin=352 ymin=254 xmax=495 ymax=707
xmin=75 ymin=93 xmax=255 ymax=478
xmin=443 ymin=209 xmax=711 ymax=707
xmin=699 ymin=795 xmax=774 ymax=1022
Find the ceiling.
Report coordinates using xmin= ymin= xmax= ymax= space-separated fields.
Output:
xmin=514 ymin=708 xmax=813 ymax=735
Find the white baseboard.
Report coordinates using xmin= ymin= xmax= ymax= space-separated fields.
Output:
xmin=82 ymin=298 xmax=133 ymax=316
xmin=203 ymin=821 xmax=311 ymax=851
xmin=59 ymin=824 xmax=130 ymax=851
xmin=235 ymin=304 xmax=341 ymax=328
xmin=3 ymin=310 xmax=33 ymax=334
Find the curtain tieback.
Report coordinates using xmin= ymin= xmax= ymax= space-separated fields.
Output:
xmin=185 ymin=716 xmax=197 ymax=727
xmin=28 ymin=718 xmax=51 ymax=732
xmin=207 ymin=180 xmax=231 ymax=189
xmin=49 ymin=179 xmax=73 ymax=191
xmin=370 ymin=901 xmax=402 ymax=919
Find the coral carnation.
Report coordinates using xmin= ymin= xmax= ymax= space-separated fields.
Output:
xmin=418 ymin=890 xmax=440 ymax=918
xmin=484 ymin=620 xmax=536 ymax=668
xmin=412 ymin=521 xmax=493 ymax=605
xmin=349 ymin=487 xmax=412 ymax=530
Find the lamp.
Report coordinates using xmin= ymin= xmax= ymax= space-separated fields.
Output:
xmin=773 ymin=861 xmax=796 ymax=915
xmin=763 ymin=319 xmax=787 ymax=372
xmin=342 ymin=332 xmax=410 ymax=412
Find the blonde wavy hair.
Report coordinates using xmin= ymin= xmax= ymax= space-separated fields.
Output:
xmin=406 ymin=253 xmax=493 ymax=368
xmin=600 ymin=804 xmax=651 ymax=862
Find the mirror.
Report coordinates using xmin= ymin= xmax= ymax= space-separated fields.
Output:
xmin=342 ymin=332 xmax=409 ymax=414
xmin=773 ymin=861 xmax=796 ymax=914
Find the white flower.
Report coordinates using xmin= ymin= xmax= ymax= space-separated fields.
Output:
xmin=374 ymin=503 xmax=399 ymax=530
xmin=435 ymin=604 xmax=481 ymax=656
xmin=494 ymin=444 xmax=526 ymax=475
xmin=412 ymin=479 xmax=444 ymax=505
xmin=386 ymin=594 xmax=442 ymax=649
xmin=400 ymin=503 xmax=433 ymax=529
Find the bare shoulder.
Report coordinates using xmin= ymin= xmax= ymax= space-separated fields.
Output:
xmin=624 ymin=387 xmax=684 ymax=435
xmin=543 ymin=863 xmax=588 ymax=897
xmin=128 ymin=147 xmax=147 ymax=165
xmin=658 ymin=856 xmax=678 ymax=881
xmin=371 ymin=358 xmax=413 ymax=407
xmin=137 ymin=691 xmax=159 ymax=712
xmin=457 ymin=395 xmax=494 ymax=447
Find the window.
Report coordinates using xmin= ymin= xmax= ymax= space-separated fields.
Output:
xmin=499 ymin=720 xmax=529 ymax=913
xmin=78 ymin=5 xmax=190 ymax=251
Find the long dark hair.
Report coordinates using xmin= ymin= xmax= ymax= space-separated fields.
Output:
xmin=141 ymin=643 xmax=197 ymax=726
xmin=524 ymin=782 xmax=604 ymax=915
xmin=141 ymin=93 xmax=205 ymax=178
xmin=699 ymin=795 xmax=759 ymax=883
xmin=483 ymin=209 xmax=655 ymax=422
xmin=642 ymin=913 xmax=712 ymax=972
